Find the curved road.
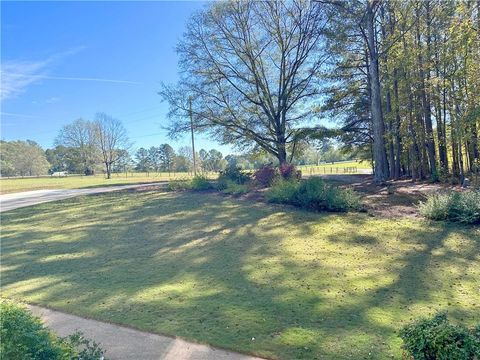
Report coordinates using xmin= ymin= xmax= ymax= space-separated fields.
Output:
xmin=0 ymin=182 xmax=167 ymax=212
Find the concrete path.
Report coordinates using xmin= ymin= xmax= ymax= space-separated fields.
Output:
xmin=0 ymin=182 xmax=167 ymax=212
xmin=28 ymin=305 xmax=264 ymax=360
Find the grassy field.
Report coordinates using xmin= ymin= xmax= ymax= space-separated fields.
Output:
xmin=0 ymin=172 xmax=212 ymax=195
xmin=298 ymin=160 xmax=372 ymax=176
xmin=1 ymin=190 xmax=478 ymax=359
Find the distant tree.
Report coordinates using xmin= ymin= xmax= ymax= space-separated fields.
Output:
xmin=158 ymin=144 xmax=176 ymax=173
xmin=199 ymin=149 xmax=226 ymax=172
xmin=55 ymin=119 xmax=99 ymax=175
xmin=174 ymin=146 xmax=193 ymax=172
xmin=112 ymin=149 xmax=134 ymax=174
xmin=148 ymin=146 xmax=161 ymax=172
xmin=45 ymin=145 xmax=84 ymax=174
xmin=0 ymin=140 xmax=50 ymax=177
xmin=135 ymin=148 xmax=152 ymax=173
xmin=93 ymin=113 xmax=130 ymax=179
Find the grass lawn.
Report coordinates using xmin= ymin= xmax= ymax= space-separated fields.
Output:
xmin=0 ymin=172 xmax=211 ymax=194
xmin=1 ymin=190 xmax=478 ymax=359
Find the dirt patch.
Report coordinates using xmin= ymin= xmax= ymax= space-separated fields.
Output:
xmin=217 ymin=175 xmax=466 ymax=219
xmin=316 ymin=175 xmax=465 ymax=218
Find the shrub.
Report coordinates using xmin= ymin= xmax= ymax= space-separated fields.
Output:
xmin=265 ymin=179 xmax=299 ymax=204
xmin=254 ymin=165 xmax=278 ymax=187
xmin=279 ymin=163 xmax=297 ymax=180
xmin=266 ymin=177 xmax=361 ymax=212
xmin=190 ymin=175 xmax=213 ymax=191
xmin=167 ymin=178 xmax=192 ymax=191
xmin=399 ymin=313 xmax=480 ymax=360
xmin=0 ymin=301 xmax=106 ymax=360
xmin=293 ymin=177 xmax=360 ymax=212
xmin=418 ymin=190 xmax=480 ymax=224
xmin=218 ymin=165 xmax=250 ymax=185
xmin=220 ymin=180 xmax=250 ymax=196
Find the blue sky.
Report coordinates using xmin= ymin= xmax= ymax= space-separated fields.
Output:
xmin=1 ymin=1 xmax=233 ymax=154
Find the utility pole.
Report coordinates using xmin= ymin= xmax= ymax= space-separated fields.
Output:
xmin=189 ymin=96 xmax=197 ymax=176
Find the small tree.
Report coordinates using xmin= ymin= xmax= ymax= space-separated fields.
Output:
xmin=93 ymin=113 xmax=130 ymax=179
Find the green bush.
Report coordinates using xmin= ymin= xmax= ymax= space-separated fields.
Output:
xmin=265 ymin=179 xmax=299 ymax=204
xmin=266 ymin=177 xmax=360 ymax=212
xmin=418 ymin=190 xmax=480 ymax=224
xmin=0 ymin=301 xmax=106 ymax=360
xmin=220 ymin=180 xmax=250 ymax=196
xmin=190 ymin=175 xmax=213 ymax=191
xmin=167 ymin=178 xmax=192 ymax=191
xmin=167 ymin=176 xmax=213 ymax=192
xmin=218 ymin=165 xmax=250 ymax=185
xmin=399 ymin=313 xmax=480 ymax=360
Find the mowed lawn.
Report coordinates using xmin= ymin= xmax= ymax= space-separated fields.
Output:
xmin=1 ymin=190 xmax=478 ymax=359
xmin=0 ymin=172 xmax=209 ymax=194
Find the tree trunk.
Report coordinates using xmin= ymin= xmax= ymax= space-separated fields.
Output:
xmin=366 ymin=0 xmax=388 ymax=183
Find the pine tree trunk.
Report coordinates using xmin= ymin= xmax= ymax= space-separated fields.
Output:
xmin=366 ymin=0 xmax=388 ymax=183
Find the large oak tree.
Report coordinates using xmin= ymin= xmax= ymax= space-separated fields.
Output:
xmin=161 ymin=0 xmax=329 ymax=164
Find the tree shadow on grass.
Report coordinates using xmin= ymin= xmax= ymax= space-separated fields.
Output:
xmin=1 ymin=190 xmax=479 ymax=360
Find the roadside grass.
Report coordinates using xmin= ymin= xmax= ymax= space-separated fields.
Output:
xmin=0 ymin=172 xmax=216 ymax=194
xmin=1 ymin=190 xmax=478 ymax=359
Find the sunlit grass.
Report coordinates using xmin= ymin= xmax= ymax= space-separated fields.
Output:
xmin=1 ymin=190 xmax=478 ymax=359
xmin=0 ymin=172 xmax=216 ymax=194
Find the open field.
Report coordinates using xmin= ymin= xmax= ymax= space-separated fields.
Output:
xmin=0 ymin=172 xmax=214 ymax=195
xmin=298 ymin=160 xmax=372 ymax=176
xmin=1 ymin=189 xmax=478 ymax=359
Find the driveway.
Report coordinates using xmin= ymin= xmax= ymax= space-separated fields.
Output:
xmin=0 ymin=182 xmax=167 ymax=212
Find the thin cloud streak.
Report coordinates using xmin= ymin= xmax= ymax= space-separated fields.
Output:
xmin=6 ymin=73 xmax=142 ymax=85
xmin=1 ymin=112 xmax=40 ymax=118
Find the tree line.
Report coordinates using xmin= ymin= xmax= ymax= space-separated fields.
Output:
xmin=161 ymin=0 xmax=479 ymax=184
xmin=1 ymin=132 xmax=352 ymax=178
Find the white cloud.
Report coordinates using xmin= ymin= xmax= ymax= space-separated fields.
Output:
xmin=1 ymin=46 xmax=140 ymax=101
xmin=1 ymin=59 xmax=50 ymax=100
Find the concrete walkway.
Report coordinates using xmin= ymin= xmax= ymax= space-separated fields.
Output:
xmin=0 ymin=182 xmax=167 ymax=212
xmin=28 ymin=305 xmax=264 ymax=360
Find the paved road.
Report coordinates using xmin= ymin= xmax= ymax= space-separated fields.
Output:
xmin=0 ymin=182 xmax=167 ymax=212
xmin=28 ymin=305 xmax=264 ymax=360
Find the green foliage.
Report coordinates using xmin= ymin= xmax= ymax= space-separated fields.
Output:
xmin=218 ymin=165 xmax=251 ymax=186
xmin=167 ymin=176 xmax=213 ymax=191
xmin=219 ymin=180 xmax=250 ymax=196
xmin=0 ymin=301 xmax=105 ymax=360
xmin=63 ymin=332 xmax=106 ymax=360
xmin=0 ymin=140 xmax=51 ymax=177
xmin=167 ymin=178 xmax=193 ymax=191
xmin=265 ymin=179 xmax=299 ymax=204
xmin=399 ymin=313 xmax=480 ymax=360
xmin=266 ymin=177 xmax=361 ymax=212
xmin=418 ymin=191 xmax=480 ymax=224
xmin=190 ymin=175 xmax=214 ymax=191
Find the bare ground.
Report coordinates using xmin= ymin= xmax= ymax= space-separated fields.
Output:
xmin=309 ymin=174 xmax=465 ymax=218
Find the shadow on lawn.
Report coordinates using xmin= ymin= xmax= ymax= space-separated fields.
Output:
xmin=1 ymin=191 xmax=479 ymax=360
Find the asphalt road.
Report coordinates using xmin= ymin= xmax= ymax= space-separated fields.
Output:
xmin=0 ymin=182 xmax=167 ymax=212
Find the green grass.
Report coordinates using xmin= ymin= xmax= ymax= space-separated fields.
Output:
xmin=0 ymin=172 xmax=216 ymax=194
xmin=1 ymin=191 xmax=478 ymax=359
xmin=298 ymin=160 xmax=372 ymax=176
